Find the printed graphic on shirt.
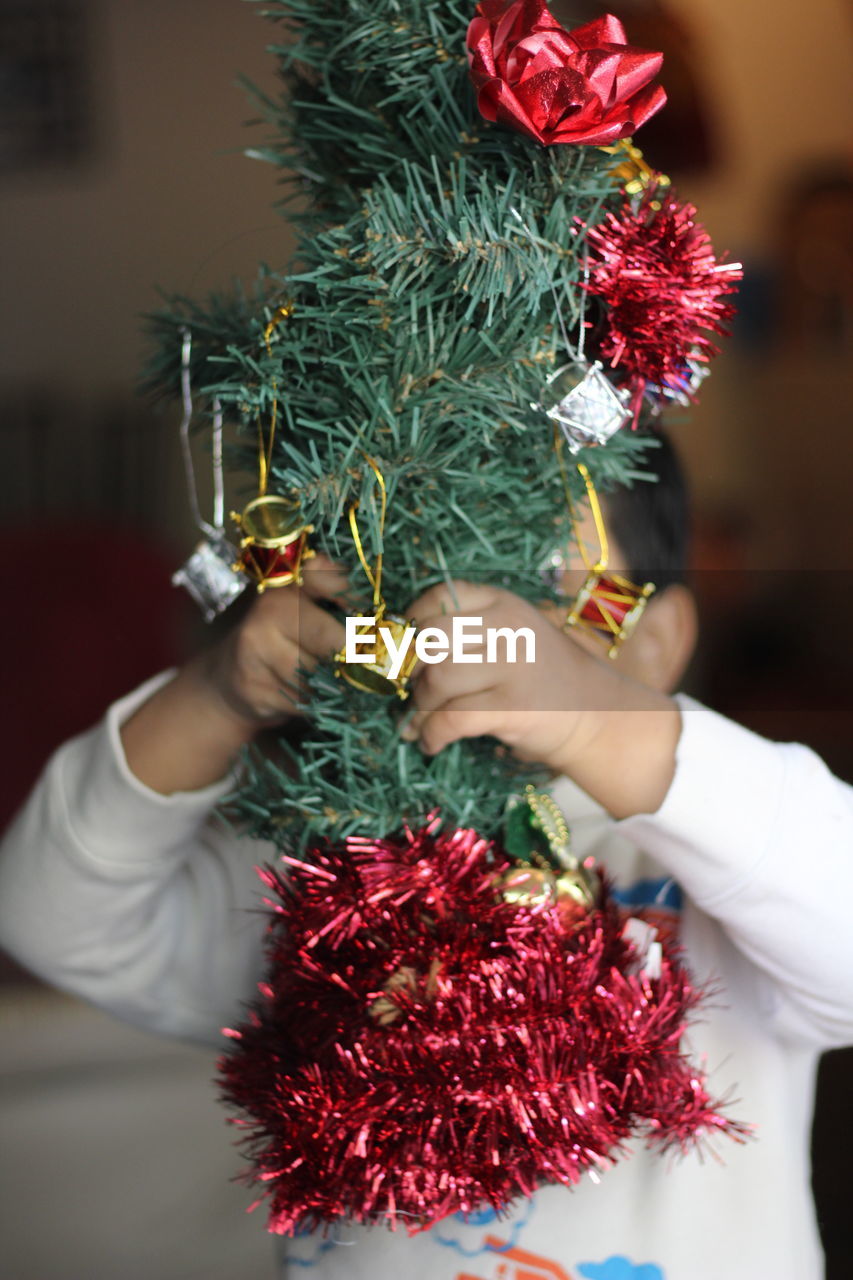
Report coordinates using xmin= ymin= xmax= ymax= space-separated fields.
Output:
xmin=578 ymin=1258 xmax=664 ymax=1280
xmin=455 ymin=1235 xmax=574 ymax=1279
xmin=453 ymin=1241 xmax=665 ymax=1280
xmin=612 ymin=876 xmax=682 ymax=948
xmin=435 ymin=1201 xmax=533 ymax=1256
xmin=280 ymin=1223 xmax=358 ymax=1268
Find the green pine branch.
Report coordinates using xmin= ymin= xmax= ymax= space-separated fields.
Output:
xmin=144 ymin=0 xmax=662 ymax=849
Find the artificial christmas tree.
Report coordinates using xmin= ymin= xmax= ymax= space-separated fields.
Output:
xmin=147 ymin=0 xmax=744 ymax=1236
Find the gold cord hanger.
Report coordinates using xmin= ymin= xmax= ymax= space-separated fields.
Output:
xmin=552 ymin=426 xmax=654 ymax=658
xmin=553 ymin=424 xmax=609 ymax=574
xmin=257 ymin=304 xmax=295 ymax=497
xmin=231 ymin=302 xmax=314 ymax=591
xmin=336 ymin=456 xmax=417 ymax=699
xmin=347 ymin=454 xmax=387 ymax=613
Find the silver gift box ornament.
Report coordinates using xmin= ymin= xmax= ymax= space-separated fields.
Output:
xmin=543 ymin=361 xmax=632 ymax=452
xmin=172 ymin=537 xmax=248 ymax=622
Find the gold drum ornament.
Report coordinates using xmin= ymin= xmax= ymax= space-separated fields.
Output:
xmin=336 ymin=611 xmax=419 ymax=700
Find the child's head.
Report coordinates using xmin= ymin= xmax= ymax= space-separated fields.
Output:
xmin=558 ymin=431 xmax=698 ymax=694
xmin=606 ymin=431 xmax=691 ymax=596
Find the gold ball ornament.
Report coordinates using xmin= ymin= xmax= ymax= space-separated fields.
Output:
xmin=497 ymin=865 xmax=557 ymax=908
xmin=553 ymin=866 xmax=599 ymax=928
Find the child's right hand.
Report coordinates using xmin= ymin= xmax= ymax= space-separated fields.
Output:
xmin=120 ymin=555 xmax=348 ymax=795
xmin=195 ymin=554 xmax=349 ymax=730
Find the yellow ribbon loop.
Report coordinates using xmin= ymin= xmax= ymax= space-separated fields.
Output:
xmin=257 ymin=303 xmax=295 ymax=496
xmin=347 ymin=455 xmax=388 ymax=611
xmin=553 ymin=425 xmax=608 ymax=574
xmin=600 ymin=137 xmax=671 ymax=197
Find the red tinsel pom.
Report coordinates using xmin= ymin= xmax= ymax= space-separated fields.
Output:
xmin=218 ymin=818 xmax=747 ymax=1236
xmin=581 ymin=186 xmax=743 ymax=415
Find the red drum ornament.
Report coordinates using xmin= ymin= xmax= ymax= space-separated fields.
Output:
xmin=565 ymin=570 xmax=655 ymax=658
xmin=232 ymin=495 xmax=314 ymax=592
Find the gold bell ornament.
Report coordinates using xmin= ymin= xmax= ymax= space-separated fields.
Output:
xmin=337 ymin=609 xmax=419 ymax=700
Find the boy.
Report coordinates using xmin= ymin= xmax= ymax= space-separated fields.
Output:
xmin=1 ymin=446 xmax=851 ymax=1278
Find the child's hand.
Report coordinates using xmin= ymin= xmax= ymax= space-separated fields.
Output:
xmin=400 ymin=581 xmax=595 ymax=766
xmin=402 ymin=580 xmax=681 ymax=819
xmin=121 ymin=555 xmax=348 ymax=795
xmin=195 ymin=554 xmax=349 ymax=730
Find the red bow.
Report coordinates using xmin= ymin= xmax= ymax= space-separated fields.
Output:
xmin=467 ymin=3 xmax=666 ymax=146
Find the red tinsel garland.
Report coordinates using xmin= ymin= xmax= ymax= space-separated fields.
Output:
xmin=581 ymin=186 xmax=743 ymax=416
xmin=218 ymin=818 xmax=747 ymax=1236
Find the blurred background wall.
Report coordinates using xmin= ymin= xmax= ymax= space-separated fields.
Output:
xmin=0 ymin=1 xmax=851 ymax=1277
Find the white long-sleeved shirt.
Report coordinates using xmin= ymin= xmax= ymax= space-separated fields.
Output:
xmin=1 ymin=673 xmax=851 ymax=1279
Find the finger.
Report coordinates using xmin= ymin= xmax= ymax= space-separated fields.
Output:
xmin=416 ymin=691 xmax=504 ymax=756
xmin=403 ymin=667 xmax=498 ymax=742
xmin=249 ymin=676 xmax=307 ymax=722
xmin=301 ymin=554 xmax=352 ymax=606
xmin=252 ymin=585 xmax=344 ymax=659
xmin=294 ymin=594 xmax=346 ymax=660
xmin=405 ymin=580 xmax=498 ymax=625
xmin=401 ymin=612 xmax=491 ymax=730
xmin=253 ymin=631 xmax=316 ymax=718
xmin=277 ymin=673 xmax=309 ymax=708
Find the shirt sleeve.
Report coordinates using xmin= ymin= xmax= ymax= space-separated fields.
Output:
xmin=0 ymin=673 xmax=270 ymax=1047
xmin=618 ymin=694 xmax=853 ymax=1048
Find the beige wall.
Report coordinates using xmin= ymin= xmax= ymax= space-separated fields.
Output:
xmin=669 ymin=0 xmax=853 ymax=563
xmin=2 ymin=0 xmax=851 ymax=389
xmin=681 ymin=0 xmax=851 ymax=255
xmin=0 ymin=0 xmax=850 ymax=539
xmin=0 ymin=0 xmax=292 ymax=394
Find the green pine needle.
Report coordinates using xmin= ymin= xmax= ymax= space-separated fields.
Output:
xmin=144 ymin=0 xmax=663 ymax=850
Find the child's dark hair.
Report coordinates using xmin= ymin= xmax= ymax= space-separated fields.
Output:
xmin=605 ymin=431 xmax=691 ymax=593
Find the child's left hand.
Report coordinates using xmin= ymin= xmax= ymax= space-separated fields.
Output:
xmin=401 ymin=580 xmax=601 ymax=769
xmin=401 ymin=580 xmax=680 ymax=819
